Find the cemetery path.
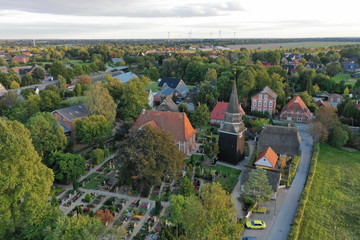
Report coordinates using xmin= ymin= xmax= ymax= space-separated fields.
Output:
xmin=128 ymin=203 xmax=152 ymax=240
xmin=78 ymin=153 xmax=117 ymax=183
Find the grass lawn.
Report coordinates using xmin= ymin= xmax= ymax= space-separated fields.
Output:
xmin=83 ymin=172 xmax=104 ymax=189
xmin=70 ymin=59 xmax=92 ymax=66
xmin=298 ymin=143 xmax=360 ymax=240
xmin=208 ymin=165 xmax=241 ymax=192
xmin=332 ymin=73 xmax=357 ymax=86
xmin=146 ymin=82 xmax=160 ymax=92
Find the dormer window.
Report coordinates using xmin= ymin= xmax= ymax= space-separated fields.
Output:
xmin=264 ymin=94 xmax=268 ymax=99
xmin=259 ymin=94 xmax=263 ymax=99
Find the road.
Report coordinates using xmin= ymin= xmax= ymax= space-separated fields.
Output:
xmin=9 ymin=79 xmax=59 ymax=93
xmin=266 ymin=124 xmax=313 ymax=240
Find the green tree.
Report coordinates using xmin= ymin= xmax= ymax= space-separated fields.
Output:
xmin=26 ymin=112 xmax=67 ymax=158
xmin=308 ymin=121 xmax=329 ymax=142
xmin=75 ymin=83 xmax=82 ymax=96
xmin=79 ymin=49 xmax=90 ymax=62
xmin=59 ymin=214 xmax=104 ymax=240
xmin=180 ymin=176 xmax=195 ymax=197
xmin=75 ymin=115 xmax=112 ymax=146
xmin=204 ymin=68 xmax=217 ymax=82
xmin=330 ymin=125 xmax=349 ymax=148
xmin=144 ymin=67 xmax=160 ymax=81
xmin=39 ymin=90 xmax=61 ymax=112
xmin=47 ymin=152 xmax=85 ymax=188
xmin=9 ymin=81 xmax=20 ymax=89
xmin=242 ymin=168 xmax=273 ymax=203
xmin=0 ymin=57 xmax=8 ymax=66
xmin=50 ymin=61 xmax=66 ymax=79
xmin=170 ymin=182 xmax=242 ymax=240
xmin=32 ymin=67 xmax=45 ymax=81
xmin=192 ymin=103 xmax=210 ymax=129
xmin=116 ymin=77 xmax=150 ymax=121
xmin=116 ymin=126 xmax=185 ymax=191
xmin=237 ymin=68 xmax=256 ymax=101
xmin=217 ymin=71 xmax=233 ymax=101
xmin=0 ymin=119 xmax=54 ymax=238
xmin=21 ymin=73 xmax=35 ymax=86
xmin=84 ymin=82 xmax=116 ymax=123
xmin=326 ymin=62 xmax=342 ymax=77
xmin=198 ymin=83 xmax=219 ymax=108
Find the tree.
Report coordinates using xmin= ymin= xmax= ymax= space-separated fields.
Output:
xmin=116 ymin=126 xmax=185 ymax=191
xmin=242 ymin=168 xmax=273 ymax=203
xmin=107 ymin=226 xmax=127 ymax=240
xmin=75 ymin=83 xmax=82 ymax=96
xmin=47 ymin=152 xmax=85 ymax=187
xmin=198 ymin=83 xmax=219 ymax=108
xmin=192 ymin=103 xmax=210 ymax=129
xmin=116 ymin=77 xmax=150 ymax=121
xmin=75 ymin=115 xmax=112 ymax=146
xmin=50 ymin=61 xmax=66 ymax=79
xmin=170 ymin=182 xmax=242 ymax=240
xmin=0 ymin=57 xmax=8 ymax=66
xmin=204 ymin=68 xmax=217 ymax=82
xmin=39 ymin=90 xmax=61 ymax=112
xmin=330 ymin=125 xmax=349 ymax=148
xmin=58 ymin=214 xmax=104 ymax=240
xmin=265 ymin=51 xmax=281 ymax=65
xmin=238 ymin=68 xmax=256 ymax=100
xmin=315 ymin=105 xmax=339 ymax=131
xmin=32 ymin=67 xmax=45 ymax=81
xmin=308 ymin=121 xmax=329 ymax=142
xmin=79 ymin=49 xmax=90 ymax=62
xmin=21 ymin=73 xmax=35 ymax=86
xmin=84 ymin=82 xmax=116 ymax=123
xmin=9 ymin=81 xmax=20 ymax=89
xmin=217 ymin=71 xmax=233 ymax=101
xmin=26 ymin=112 xmax=67 ymax=158
xmin=0 ymin=119 xmax=54 ymax=238
xmin=326 ymin=62 xmax=342 ymax=77
xmin=180 ymin=176 xmax=195 ymax=197
xmin=78 ymin=75 xmax=92 ymax=86
xmin=96 ymin=209 xmax=114 ymax=226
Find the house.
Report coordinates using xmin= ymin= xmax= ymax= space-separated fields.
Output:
xmin=254 ymin=147 xmax=279 ymax=170
xmin=173 ymin=85 xmax=190 ymax=99
xmin=280 ymin=96 xmax=311 ymax=123
xmin=153 ymin=88 xmax=175 ymax=106
xmin=343 ymin=62 xmax=359 ymax=73
xmin=158 ymin=77 xmax=185 ymax=90
xmin=114 ymin=72 xmax=138 ymax=83
xmin=251 ymin=86 xmax=278 ymax=115
xmin=12 ymin=55 xmax=29 ymax=63
xmin=0 ymin=83 xmax=7 ymax=97
xmin=282 ymin=64 xmax=298 ymax=73
xmin=304 ymin=62 xmax=319 ymax=69
xmin=327 ymin=93 xmax=344 ymax=104
xmin=52 ymin=104 xmax=90 ymax=138
xmin=111 ymin=58 xmax=124 ymax=64
xmin=0 ymin=66 xmax=8 ymax=73
xmin=156 ymin=96 xmax=178 ymax=112
xmin=315 ymin=99 xmax=326 ymax=107
xmin=210 ymin=101 xmax=245 ymax=125
xmin=130 ymin=110 xmax=196 ymax=156
xmin=257 ymin=125 xmax=301 ymax=156
xmin=262 ymin=62 xmax=272 ymax=67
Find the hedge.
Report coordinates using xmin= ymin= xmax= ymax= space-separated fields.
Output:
xmin=287 ymin=155 xmax=301 ymax=187
xmin=288 ymin=142 xmax=320 ymax=240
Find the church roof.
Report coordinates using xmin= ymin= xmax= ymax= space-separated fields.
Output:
xmin=226 ymin=81 xmax=241 ymax=114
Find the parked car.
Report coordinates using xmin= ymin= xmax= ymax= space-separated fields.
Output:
xmin=245 ymin=220 xmax=266 ymax=229
xmin=242 ymin=237 xmax=259 ymax=240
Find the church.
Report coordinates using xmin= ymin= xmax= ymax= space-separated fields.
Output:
xmin=217 ymin=81 xmax=247 ymax=164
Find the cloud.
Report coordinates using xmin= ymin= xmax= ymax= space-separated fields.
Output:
xmin=1 ymin=0 xmax=243 ymax=17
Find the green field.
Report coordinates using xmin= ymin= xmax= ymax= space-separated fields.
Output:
xmin=298 ymin=143 xmax=360 ymax=240
xmin=332 ymin=73 xmax=357 ymax=86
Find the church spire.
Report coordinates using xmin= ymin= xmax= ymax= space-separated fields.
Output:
xmin=226 ymin=80 xmax=241 ymax=114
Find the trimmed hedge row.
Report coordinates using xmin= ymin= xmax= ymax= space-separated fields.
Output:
xmin=287 ymin=155 xmax=301 ymax=187
xmin=288 ymin=142 xmax=320 ymax=240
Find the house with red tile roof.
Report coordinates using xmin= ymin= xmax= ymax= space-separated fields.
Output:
xmin=12 ymin=55 xmax=29 ymax=63
xmin=210 ymin=101 xmax=245 ymax=125
xmin=280 ymin=96 xmax=311 ymax=123
xmin=255 ymin=147 xmax=279 ymax=170
xmin=251 ymin=86 xmax=278 ymax=115
xmin=130 ymin=110 xmax=196 ymax=156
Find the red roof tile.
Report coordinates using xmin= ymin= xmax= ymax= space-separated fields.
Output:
xmin=130 ymin=110 xmax=196 ymax=141
xmin=210 ymin=102 xmax=245 ymax=120
xmin=280 ymin=96 xmax=311 ymax=119
xmin=255 ymin=147 xmax=278 ymax=169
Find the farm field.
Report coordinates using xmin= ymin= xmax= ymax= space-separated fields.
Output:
xmin=228 ymin=41 xmax=359 ymax=50
xmin=298 ymin=143 xmax=360 ymax=240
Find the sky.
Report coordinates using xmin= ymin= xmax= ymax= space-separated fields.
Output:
xmin=0 ymin=0 xmax=359 ymax=39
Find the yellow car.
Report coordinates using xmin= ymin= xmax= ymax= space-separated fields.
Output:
xmin=245 ymin=220 xmax=266 ymax=229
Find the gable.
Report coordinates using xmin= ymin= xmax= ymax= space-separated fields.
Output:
xmin=255 ymin=157 xmax=273 ymax=168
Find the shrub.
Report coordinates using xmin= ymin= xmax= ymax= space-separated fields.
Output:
xmin=104 ymin=148 xmax=110 ymax=157
xmin=92 ymin=148 xmax=105 ymax=164
xmin=252 ymin=207 xmax=267 ymax=213
xmin=287 ymin=156 xmax=301 ymax=187
xmin=84 ymin=193 xmax=93 ymax=203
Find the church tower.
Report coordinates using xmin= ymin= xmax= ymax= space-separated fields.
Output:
xmin=217 ymin=81 xmax=247 ymax=164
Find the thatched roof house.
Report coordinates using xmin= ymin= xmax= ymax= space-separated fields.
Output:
xmin=257 ymin=125 xmax=301 ymax=156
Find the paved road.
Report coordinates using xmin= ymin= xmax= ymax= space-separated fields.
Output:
xmin=266 ymin=124 xmax=313 ymax=240
xmin=9 ymin=79 xmax=59 ymax=93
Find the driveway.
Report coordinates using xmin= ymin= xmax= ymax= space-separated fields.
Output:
xmin=242 ymin=124 xmax=313 ymax=240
